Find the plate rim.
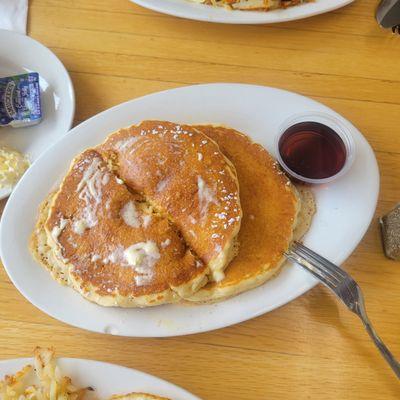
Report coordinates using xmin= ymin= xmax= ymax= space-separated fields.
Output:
xmin=130 ymin=0 xmax=355 ymax=24
xmin=0 ymin=29 xmax=75 ymax=200
xmin=0 ymin=356 xmax=201 ymax=400
xmin=0 ymin=83 xmax=380 ymax=337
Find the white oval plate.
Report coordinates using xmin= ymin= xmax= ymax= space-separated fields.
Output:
xmin=0 ymin=357 xmax=200 ymax=400
xmin=131 ymin=0 xmax=354 ymax=24
xmin=0 ymin=29 xmax=75 ymax=199
xmin=0 ymin=83 xmax=379 ymax=337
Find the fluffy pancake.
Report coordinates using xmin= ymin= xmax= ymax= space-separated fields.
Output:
xmin=31 ymin=149 xmax=208 ymax=307
xmin=187 ymin=125 xmax=315 ymax=302
xmin=97 ymin=121 xmax=242 ymax=282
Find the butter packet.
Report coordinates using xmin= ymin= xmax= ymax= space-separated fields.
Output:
xmin=0 ymin=72 xmax=42 ymax=128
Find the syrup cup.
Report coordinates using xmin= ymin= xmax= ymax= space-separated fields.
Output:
xmin=275 ymin=112 xmax=356 ymax=185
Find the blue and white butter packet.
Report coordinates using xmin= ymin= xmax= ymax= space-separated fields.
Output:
xmin=0 ymin=72 xmax=42 ymax=128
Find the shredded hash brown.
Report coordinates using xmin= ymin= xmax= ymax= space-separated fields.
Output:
xmin=0 ymin=348 xmax=87 ymax=400
xmin=0 ymin=348 xmax=170 ymax=400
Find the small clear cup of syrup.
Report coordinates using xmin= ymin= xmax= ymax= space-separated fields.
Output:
xmin=276 ymin=112 xmax=356 ymax=184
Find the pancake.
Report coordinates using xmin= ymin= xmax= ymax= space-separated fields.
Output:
xmin=187 ymin=125 xmax=315 ymax=302
xmin=97 ymin=120 xmax=242 ymax=282
xmin=191 ymin=0 xmax=310 ymax=11
xmin=30 ymin=149 xmax=208 ymax=307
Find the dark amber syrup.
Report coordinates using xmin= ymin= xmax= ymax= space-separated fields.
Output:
xmin=278 ymin=122 xmax=347 ymax=180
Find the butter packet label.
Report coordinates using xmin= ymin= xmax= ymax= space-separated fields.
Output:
xmin=0 ymin=72 xmax=42 ymax=128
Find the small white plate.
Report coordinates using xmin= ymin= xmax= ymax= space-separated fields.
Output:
xmin=131 ymin=0 xmax=354 ymax=24
xmin=0 ymin=83 xmax=379 ymax=337
xmin=0 ymin=29 xmax=75 ymax=199
xmin=0 ymin=357 xmax=200 ymax=400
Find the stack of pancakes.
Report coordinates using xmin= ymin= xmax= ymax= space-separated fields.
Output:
xmin=30 ymin=121 xmax=315 ymax=307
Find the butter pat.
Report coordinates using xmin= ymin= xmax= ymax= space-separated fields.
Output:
xmin=124 ymin=241 xmax=160 ymax=267
xmin=0 ymin=72 xmax=42 ymax=128
xmin=0 ymin=146 xmax=29 ymax=189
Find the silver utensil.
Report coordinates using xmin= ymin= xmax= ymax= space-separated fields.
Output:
xmin=376 ymin=0 xmax=400 ymax=33
xmin=285 ymin=241 xmax=400 ymax=379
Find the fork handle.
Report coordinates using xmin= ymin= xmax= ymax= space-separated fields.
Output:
xmin=358 ymin=313 xmax=400 ymax=379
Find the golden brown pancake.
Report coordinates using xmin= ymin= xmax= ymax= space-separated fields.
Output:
xmin=97 ymin=121 xmax=242 ymax=282
xmin=187 ymin=125 xmax=315 ymax=302
xmin=31 ymin=149 xmax=208 ymax=307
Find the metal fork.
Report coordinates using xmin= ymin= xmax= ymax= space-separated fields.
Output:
xmin=285 ymin=241 xmax=400 ymax=379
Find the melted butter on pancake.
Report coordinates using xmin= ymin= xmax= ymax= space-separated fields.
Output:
xmin=72 ymin=219 xmax=88 ymax=235
xmin=124 ymin=241 xmax=160 ymax=286
xmin=197 ymin=175 xmax=217 ymax=223
xmin=120 ymin=201 xmax=140 ymax=228
xmin=75 ymin=156 xmax=111 ymax=230
xmin=51 ymin=218 xmax=68 ymax=242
